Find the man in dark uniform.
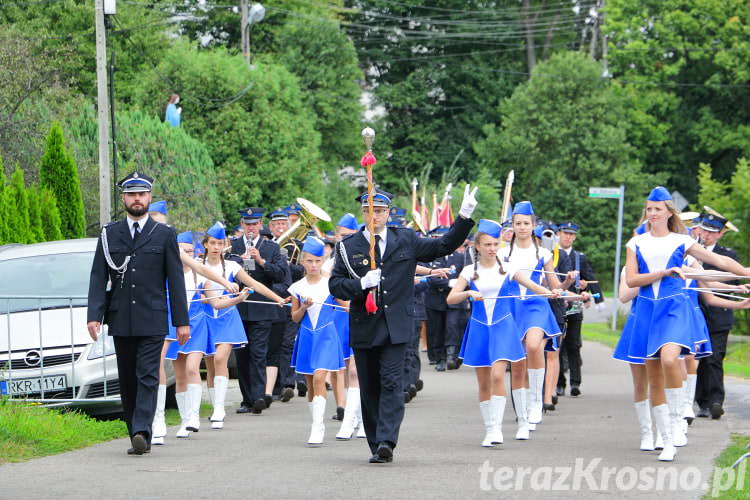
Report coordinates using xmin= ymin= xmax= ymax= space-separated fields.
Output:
xmin=423 ymin=227 xmax=451 ymax=371
xmin=443 ymin=239 xmax=472 ymax=370
xmin=230 ymin=207 xmax=288 ymax=414
xmin=555 ymin=221 xmax=604 ymax=398
xmin=329 ymin=185 xmax=477 ymax=463
xmin=695 ymin=213 xmax=739 ymax=419
xmin=86 ymin=171 xmax=189 ymax=455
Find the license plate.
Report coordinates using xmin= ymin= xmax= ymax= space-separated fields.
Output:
xmin=3 ymin=375 xmax=67 ymax=395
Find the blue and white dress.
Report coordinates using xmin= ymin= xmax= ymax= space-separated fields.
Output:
xmin=289 ymin=276 xmax=346 ymax=375
xmin=204 ymin=260 xmax=247 ymax=348
xmin=626 ymin=232 xmax=696 ymax=360
xmin=684 ymin=257 xmax=713 ymax=359
xmin=499 ymin=244 xmax=562 ymax=340
xmin=458 ymin=261 xmax=526 ymax=366
xmin=166 ymin=270 xmax=214 ymax=359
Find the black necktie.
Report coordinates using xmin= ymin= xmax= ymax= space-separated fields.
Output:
xmin=132 ymin=221 xmax=141 ymax=243
xmin=374 ymin=235 xmax=382 ymax=266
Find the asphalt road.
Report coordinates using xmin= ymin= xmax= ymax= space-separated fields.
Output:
xmin=1 ymin=324 xmax=747 ymax=499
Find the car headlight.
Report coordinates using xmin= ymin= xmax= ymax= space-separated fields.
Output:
xmin=87 ymin=331 xmax=115 ymax=360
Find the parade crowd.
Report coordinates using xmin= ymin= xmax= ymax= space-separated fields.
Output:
xmin=87 ymin=172 xmax=749 ymax=465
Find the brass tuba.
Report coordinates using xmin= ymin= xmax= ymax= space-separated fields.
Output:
xmin=276 ymin=197 xmax=331 ymax=264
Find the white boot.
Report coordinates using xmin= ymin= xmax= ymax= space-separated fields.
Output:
xmin=336 ymin=388 xmax=360 ymax=440
xmin=489 ymin=395 xmax=505 ymax=445
xmin=634 ymin=400 xmax=654 ymax=451
xmin=210 ymin=376 xmax=228 ymax=429
xmin=512 ymin=388 xmax=530 ymax=440
xmin=152 ymin=384 xmax=167 ymax=445
xmin=527 ymin=368 xmax=544 ymax=425
xmin=479 ymin=400 xmax=494 ymax=447
xmin=186 ymin=383 xmax=202 ymax=432
xmin=355 ymin=391 xmax=367 ymax=438
xmin=308 ymin=395 xmax=326 ymax=446
xmin=684 ymin=374 xmax=697 ymax=421
xmin=653 ymin=404 xmax=676 ymax=461
xmin=207 ymin=387 xmax=215 ymax=420
xmin=666 ymin=387 xmax=687 ymax=447
xmin=654 ymin=429 xmax=664 ymax=450
xmin=175 ymin=391 xmax=191 ymax=438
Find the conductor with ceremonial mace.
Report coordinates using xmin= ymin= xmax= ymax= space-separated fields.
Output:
xmin=329 ymin=128 xmax=478 ymax=463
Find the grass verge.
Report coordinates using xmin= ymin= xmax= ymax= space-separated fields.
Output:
xmin=0 ymin=398 xmax=127 ymax=464
xmin=704 ymin=434 xmax=750 ymax=499
xmin=0 ymin=397 xmax=213 ymax=463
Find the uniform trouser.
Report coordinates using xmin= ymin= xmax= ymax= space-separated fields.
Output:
xmin=354 ymin=342 xmax=407 ymax=454
xmin=237 ymin=320 xmax=272 ymax=405
xmin=266 ymin=320 xmax=285 ymax=367
xmin=696 ymin=329 xmax=729 ymax=409
xmin=446 ymin=308 xmax=470 ymax=349
xmin=403 ymin=320 xmax=423 ymax=387
xmin=558 ymin=314 xmax=583 ymax=389
xmin=278 ymin=320 xmax=299 ymax=389
xmin=425 ymin=308 xmax=447 ymax=362
xmin=113 ymin=335 xmax=164 ymax=440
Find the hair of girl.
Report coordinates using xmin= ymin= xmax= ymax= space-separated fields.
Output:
xmin=201 ymin=236 xmax=227 ymax=277
xmin=637 ymin=199 xmax=688 ymax=235
xmin=473 ymin=233 xmax=505 ymax=279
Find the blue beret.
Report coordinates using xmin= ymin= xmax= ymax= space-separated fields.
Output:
xmin=647 ymin=186 xmax=672 ymax=202
xmin=635 ymin=222 xmax=648 ymax=235
xmin=206 ymin=222 xmax=227 ymax=240
xmin=428 ymin=226 xmax=449 ymax=236
xmin=148 ymin=200 xmax=167 ymax=215
xmin=302 ymin=236 xmax=325 ymax=257
xmin=477 ymin=219 xmax=502 ymax=239
xmin=337 ymin=213 xmax=359 ymax=231
xmin=177 ymin=231 xmax=193 ymax=244
xmin=512 ymin=201 xmax=535 ymax=216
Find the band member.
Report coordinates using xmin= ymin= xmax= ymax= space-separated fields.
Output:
xmin=555 ymin=221 xmax=604 ymax=398
xmin=624 ymin=187 xmax=750 ymax=461
xmin=87 ymin=171 xmax=189 ymax=456
xmin=290 ymin=236 xmax=348 ymax=445
xmin=329 ymin=185 xmax=477 ymax=464
xmin=230 ymin=207 xmax=289 ymax=414
xmin=449 ymin=219 xmax=560 ymax=445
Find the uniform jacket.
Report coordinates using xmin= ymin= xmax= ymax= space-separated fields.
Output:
xmin=424 ymin=251 xmax=471 ymax=311
xmin=329 ymin=217 xmax=474 ymax=348
xmin=87 ymin=218 xmax=189 ymax=336
xmin=230 ymin=236 xmax=288 ymax=322
xmin=699 ymin=244 xmax=739 ymax=332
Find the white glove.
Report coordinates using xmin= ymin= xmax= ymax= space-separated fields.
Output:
xmin=458 ymin=183 xmax=479 ymax=219
xmin=448 ymin=279 xmax=457 ymax=288
xmin=595 ymin=302 xmax=606 ymax=312
xmin=360 ymin=268 xmax=382 ymax=289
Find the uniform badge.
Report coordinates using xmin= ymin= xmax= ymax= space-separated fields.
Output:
xmin=362 ymin=258 xmax=369 ymax=266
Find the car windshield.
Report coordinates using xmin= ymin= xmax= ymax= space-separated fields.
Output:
xmin=0 ymin=251 xmax=93 ymax=313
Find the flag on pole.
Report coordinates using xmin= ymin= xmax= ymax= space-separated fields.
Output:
xmin=437 ymin=183 xmax=454 ymax=227
xmin=430 ymin=192 xmax=439 ymax=230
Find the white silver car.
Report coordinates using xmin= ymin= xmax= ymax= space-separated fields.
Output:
xmin=0 ymin=239 xmax=174 ymax=416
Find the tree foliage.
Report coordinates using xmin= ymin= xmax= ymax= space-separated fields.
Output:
xmin=476 ymin=51 xmax=656 ymax=275
xmin=6 ymin=166 xmax=32 ymax=244
xmin=39 ymin=187 xmax=64 ymax=242
xmin=39 ymin=122 xmax=85 ymax=239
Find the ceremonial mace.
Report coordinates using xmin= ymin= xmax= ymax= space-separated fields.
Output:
xmin=361 ymin=127 xmax=378 ymax=314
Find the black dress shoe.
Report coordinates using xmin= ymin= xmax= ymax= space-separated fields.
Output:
xmin=551 ymin=395 xmax=558 ymax=405
xmin=407 ymin=384 xmax=418 ymax=399
xmin=543 ymin=403 xmax=555 ymax=413
xmin=570 ymin=386 xmax=581 ymax=397
xmin=127 ymin=446 xmax=151 ymax=455
xmin=435 ymin=360 xmax=446 ymax=372
xmin=332 ymin=406 xmax=345 ymax=421
xmin=280 ymin=387 xmax=295 ymax=402
xmin=264 ymin=394 xmax=273 ymax=409
xmin=236 ymin=404 xmax=252 ymax=414
xmin=696 ymin=407 xmax=710 ymax=418
xmin=252 ymin=398 xmax=266 ymax=414
xmin=556 ymin=386 xmax=565 ymax=397
xmin=368 ymin=442 xmax=394 ymax=463
xmin=710 ymin=403 xmax=724 ymax=420
xmin=297 ymin=381 xmax=308 ymax=398
xmin=129 ymin=433 xmax=149 ymax=455
xmin=404 ymin=391 xmax=412 ymax=403
xmin=415 ymin=379 xmax=424 ymax=392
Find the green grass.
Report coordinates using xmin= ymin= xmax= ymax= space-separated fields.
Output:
xmin=0 ymin=398 xmax=127 ymax=464
xmin=704 ymin=434 xmax=750 ymax=499
xmin=0 ymin=396 xmax=214 ymax=463
xmin=582 ymin=322 xmax=750 ymax=380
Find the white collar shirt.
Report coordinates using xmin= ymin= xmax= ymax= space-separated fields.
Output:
xmin=126 ymin=215 xmax=150 ymax=239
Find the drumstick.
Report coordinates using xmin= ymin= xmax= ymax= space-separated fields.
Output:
xmin=519 ymin=268 xmax=598 ymax=283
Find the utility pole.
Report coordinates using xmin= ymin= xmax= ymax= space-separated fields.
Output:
xmin=95 ymin=0 xmax=111 ymax=226
xmin=241 ymin=0 xmax=249 ymax=64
